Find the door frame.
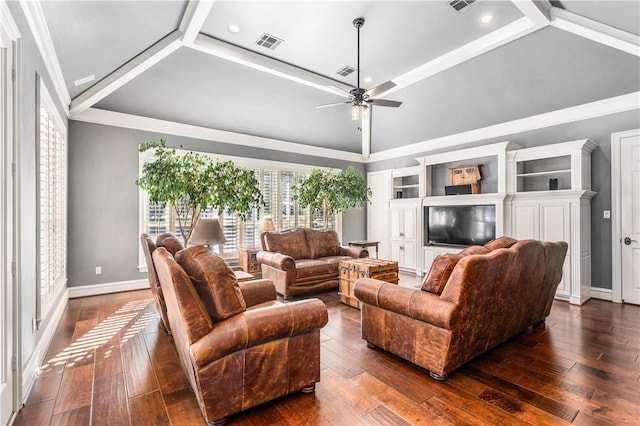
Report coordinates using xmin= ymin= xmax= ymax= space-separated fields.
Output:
xmin=0 ymin=0 xmax=21 ymax=422
xmin=611 ymin=128 xmax=640 ymax=304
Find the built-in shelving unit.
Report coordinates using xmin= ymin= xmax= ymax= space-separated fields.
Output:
xmin=392 ymin=166 xmax=421 ymax=199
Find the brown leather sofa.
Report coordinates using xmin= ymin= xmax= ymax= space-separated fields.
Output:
xmin=257 ymin=228 xmax=368 ymax=299
xmin=140 ymin=232 xmax=185 ymax=334
xmin=354 ymin=238 xmax=568 ymax=380
xmin=153 ymin=245 xmax=328 ymax=425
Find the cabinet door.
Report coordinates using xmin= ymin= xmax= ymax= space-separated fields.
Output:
xmin=423 ymin=247 xmax=438 ymax=273
xmin=390 ymin=208 xmax=403 ymax=239
xmin=390 ymin=241 xmax=402 ymax=263
xmin=403 ymin=242 xmax=417 ymax=269
xmin=512 ymin=203 xmax=539 ymax=240
xmin=403 ymin=208 xmax=417 ymax=240
xmin=540 ymin=202 xmax=571 ymax=298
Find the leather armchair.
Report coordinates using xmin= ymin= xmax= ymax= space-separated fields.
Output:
xmin=153 ymin=245 xmax=328 ymax=425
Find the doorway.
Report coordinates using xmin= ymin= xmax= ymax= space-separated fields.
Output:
xmin=611 ymin=129 xmax=640 ymax=304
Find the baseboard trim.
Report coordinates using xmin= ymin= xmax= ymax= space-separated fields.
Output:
xmin=68 ymin=279 xmax=150 ymax=299
xmin=590 ymin=287 xmax=613 ymax=301
xmin=21 ymin=287 xmax=69 ymax=404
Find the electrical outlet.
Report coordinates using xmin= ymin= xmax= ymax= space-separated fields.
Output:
xmin=95 ymin=266 xmax=102 ymax=275
xmin=603 ymin=210 xmax=611 ymax=219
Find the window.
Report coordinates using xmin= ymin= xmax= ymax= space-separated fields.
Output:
xmin=37 ymin=78 xmax=67 ymax=316
xmin=139 ymin=150 xmax=339 ymax=269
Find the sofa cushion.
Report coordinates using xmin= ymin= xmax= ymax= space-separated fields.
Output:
xmin=295 ymin=258 xmax=339 ymax=279
xmin=304 ymin=228 xmax=342 ymax=259
xmin=460 ymin=245 xmax=491 ymax=256
xmin=264 ymin=229 xmax=310 ymax=260
xmin=484 ymin=236 xmax=518 ymax=251
xmin=156 ymin=233 xmax=184 ymax=256
xmin=176 ymin=246 xmax=246 ymax=322
xmin=421 ymin=254 xmax=464 ymax=295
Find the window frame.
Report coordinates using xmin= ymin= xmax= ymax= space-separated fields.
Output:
xmin=138 ymin=149 xmax=342 ymax=271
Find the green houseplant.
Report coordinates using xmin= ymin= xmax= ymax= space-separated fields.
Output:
xmin=293 ymin=166 xmax=371 ymax=229
xmin=136 ymin=140 xmax=263 ymax=246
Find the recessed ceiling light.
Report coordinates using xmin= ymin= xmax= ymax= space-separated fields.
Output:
xmin=227 ymin=24 xmax=240 ymax=33
xmin=480 ymin=14 xmax=494 ymax=24
xmin=364 ymin=76 xmax=373 ymax=84
xmin=74 ymin=74 xmax=95 ymax=86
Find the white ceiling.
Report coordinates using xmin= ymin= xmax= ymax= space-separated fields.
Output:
xmin=31 ymin=0 xmax=640 ymax=160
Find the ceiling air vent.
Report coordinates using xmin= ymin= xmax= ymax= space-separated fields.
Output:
xmin=449 ymin=0 xmax=476 ymax=12
xmin=336 ymin=66 xmax=357 ymax=77
xmin=255 ymin=33 xmax=284 ymax=50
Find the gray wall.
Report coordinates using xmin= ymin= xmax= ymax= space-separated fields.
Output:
xmin=67 ymin=121 xmax=367 ymax=287
xmin=367 ymin=109 xmax=640 ymax=290
xmin=7 ymin=2 xmax=70 ymax=368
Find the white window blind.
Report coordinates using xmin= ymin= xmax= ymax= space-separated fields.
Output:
xmin=38 ymin=80 xmax=67 ymax=305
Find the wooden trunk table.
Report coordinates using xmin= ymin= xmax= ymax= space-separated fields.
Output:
xmin=339 ymin=258 xmax=399 ymax=308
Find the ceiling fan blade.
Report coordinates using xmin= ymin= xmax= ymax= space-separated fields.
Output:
xmin=369 ymin=99 xmax=402 ymax=108
xmin=315 ymin=101 xmax=350 ymax=109
xmin=364 ymin=80 xmax=396 ymax=98
xmin=361 ymin=107 xmax=371 ymax=159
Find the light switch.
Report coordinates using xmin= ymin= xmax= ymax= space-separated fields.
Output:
xmin=95 ymin=266 xmax=102 ymax=275
xmin=603 ymin=210 xmax=610 ymax=219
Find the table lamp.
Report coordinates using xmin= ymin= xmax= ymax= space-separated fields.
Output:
xmin=259 ymin=218 xmax=275 ymax=233
xmin=190 ymin=218 xmax=226 ymax=249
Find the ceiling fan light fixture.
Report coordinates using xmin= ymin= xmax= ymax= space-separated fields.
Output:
xmin=351 ymin=103 xmax=367 ymax=121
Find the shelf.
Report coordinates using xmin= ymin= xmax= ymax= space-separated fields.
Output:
xmin=516 ymin=169 xmax=571 ymax=178
xmin=394 ymin=184 xmax=420 ymax=189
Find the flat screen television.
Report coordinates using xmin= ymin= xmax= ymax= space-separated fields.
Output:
xmin=426 ymin=205 xmax=496 ymax=246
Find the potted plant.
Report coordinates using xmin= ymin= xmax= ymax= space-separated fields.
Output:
xmin=136 ymin=140 xmax=263 ymax=246
xmin=293 ymin=166 xmax=371 ymax=229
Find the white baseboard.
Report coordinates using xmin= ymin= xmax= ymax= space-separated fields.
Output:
xmin=590 ymin=287 xmax=613 ymax=301
xmin=21 ymin=287 xmax=69 ymax=404
xmin=68 ymin=279 xmax=150 ymax=299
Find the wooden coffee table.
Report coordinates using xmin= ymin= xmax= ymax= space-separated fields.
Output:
xmin=339 ymin=258 xmax=398 ymax=308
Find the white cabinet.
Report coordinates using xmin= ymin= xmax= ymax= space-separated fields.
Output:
xmin=390 ymin=200 xmax=421 ymax=272
xmin=509 ymin=139 xmax=596 ymax=305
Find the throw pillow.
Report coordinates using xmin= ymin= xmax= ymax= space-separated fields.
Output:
xmin=156 ymin=233 xmax=184 ymax=256
xmin=176 ymin=246 xmax=246 ymax=322
xmin=484 ymin=236 xmax=518 ymax=251
xmin=460 ymin=245 xmax=490 ymax=256
xmin=421 ymin=254 xmax=464 ymax=295
xmin=304 ymin=228 xmax=342 ymax=258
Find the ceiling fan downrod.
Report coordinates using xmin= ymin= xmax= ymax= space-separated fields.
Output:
xmin=353 ymin=17 xmax=364 ymax=94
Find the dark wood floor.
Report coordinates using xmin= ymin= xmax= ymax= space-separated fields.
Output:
xmin=12 ymin=288 xmax=640 ymax=425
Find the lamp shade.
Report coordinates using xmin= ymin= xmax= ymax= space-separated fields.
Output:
xmin=259 ymin=218 xmax=275 ymax=233
xmin=190 ymin=218 xmax=226 ymax=246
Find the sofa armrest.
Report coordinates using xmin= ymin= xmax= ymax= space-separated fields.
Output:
xmin=238 ymin=279 xmax=277 ymax=307
xmin=354 ymin=278 xmax=456 ymax=330
xmin=256 ymin=251 xmax=296 ymax=271
xmin=190 ymin=298 xmax=328 ymax=369
xmin=340 ymin=246 xmax=369 ymax=258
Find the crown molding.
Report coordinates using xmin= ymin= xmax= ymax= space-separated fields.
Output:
xmin=0 ymin=0 xmax=20 ymax=39
xmin=69 ymin=30 xmax=183 ymax=116
xmin=19 ymin=0 xmax=70 ymax=115
xmin=71 ymin=108 xmax=366 ymax=163
xmin=550 ymin=7 xmax=640 ymax=57
xmin=367 ymin=91 xmax=640 ymax=163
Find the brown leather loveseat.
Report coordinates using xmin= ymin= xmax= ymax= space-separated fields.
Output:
xmin=257 ymin=228 xmax=368 ymax=299
xmin=354 ymin=237 xmax=567 ymax=380
xmin=153 ymin=245 xmax=328 ymax=425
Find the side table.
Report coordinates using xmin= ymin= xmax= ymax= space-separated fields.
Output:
xmin=238 ymin=248 xmax=262 ymax=277
xmin=348 ymin=240 xmax=380 ymax=258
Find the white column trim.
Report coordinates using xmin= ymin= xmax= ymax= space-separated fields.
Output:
xmin=69 ymin=30 xmax=183 ymax=115
xmin=368 ymin=91 xmax=640 ymax=163
xmin=550 ymin=7 xmax=640 ymax=57
xmin=179 ymin=0 xmax=215 ymax=45
xmin=511 ymin=0 xmax=552 ymax=27
xmin=18 ymin=0 xmax=70 ymax=115
xmin=71 ymin=107 xmax=366 ymax=163
xmin=0 ymin=1 xmax=20 ymax=39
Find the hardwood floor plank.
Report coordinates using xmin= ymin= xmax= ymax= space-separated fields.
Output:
xmin=50 ymin=405 xmax=92 ymax=426
xmin=363 ymin=405 xmax=412 ymax=426
xmin=52 ymin=363 xmax=94 ymax=415
xmin=128 ymin=390 xmax=170 ymax=426
xmin=92 ymin=373 xmax=130 ymax=426
xmin=143 ymin=331 xmax=190 ymax=400
xmin=12 ymin=399 xmax=55 ymax=426
xmin=24 ymin=367 xmax=64 ymax=406
xmin=121 ymin=331 xmax=159 ymax=398
xmin=319 ymin=368 xmax=380 ymax=416
xmin=164 ymin=389 xmax=206 ymax=426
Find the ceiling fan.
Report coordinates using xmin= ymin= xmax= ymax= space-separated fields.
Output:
xmin=316 ymin=17 xmax=403 ymax=158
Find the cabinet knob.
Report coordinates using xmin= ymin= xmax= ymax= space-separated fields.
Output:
xmin=624 ymin=237 xmax=637 ymax=245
